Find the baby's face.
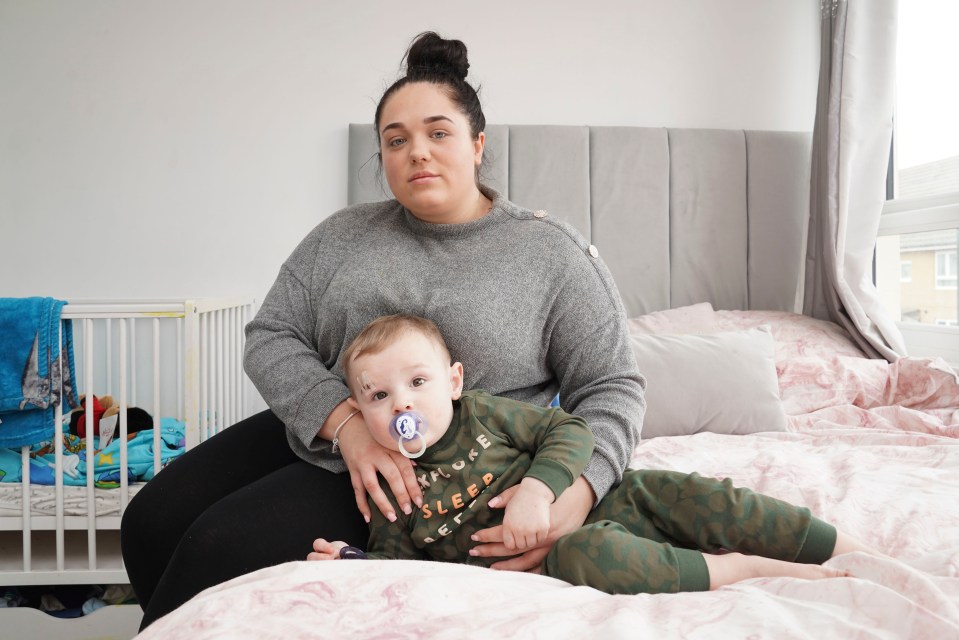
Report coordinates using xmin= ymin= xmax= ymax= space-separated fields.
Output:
xmin=348 ymin=331 xmax=463 ymax=453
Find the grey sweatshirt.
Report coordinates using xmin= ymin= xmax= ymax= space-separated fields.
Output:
xmin=243 ymin=188 xmax=646 ymax=501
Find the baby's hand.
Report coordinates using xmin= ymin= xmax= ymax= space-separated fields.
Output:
xmin=307 ymin=538 xmax=349 ymax=561
xmin=501 ymin=478 xmax=554 ymax=550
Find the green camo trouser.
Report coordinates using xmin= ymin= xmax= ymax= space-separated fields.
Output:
xmin=543 ymin=470 xmax=837 ymax=594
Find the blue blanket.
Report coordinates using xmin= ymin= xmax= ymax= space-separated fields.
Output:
xmin=0 ymin=417 xmax=186 ymax=487
xmin=0 ymin=297 xmax=79 ymax=447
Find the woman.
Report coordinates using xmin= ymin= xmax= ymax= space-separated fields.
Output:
xmin=120 ymin=31 xmax=645 ymax=630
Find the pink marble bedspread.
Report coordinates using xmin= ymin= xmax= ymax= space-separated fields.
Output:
xmin=138 ymin=420 xmax=959 ymax=639
xmin=137 ymin=311 xmax=959 ymax=639
xmin=713 ymin=308 xmax=959 ymax=437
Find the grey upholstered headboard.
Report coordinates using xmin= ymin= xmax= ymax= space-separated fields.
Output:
xmin=347 ymin=124 xmax=812 ymax=318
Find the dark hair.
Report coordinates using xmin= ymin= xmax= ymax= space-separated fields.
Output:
xmin=373 ymin=32 xmax=486 ymax=145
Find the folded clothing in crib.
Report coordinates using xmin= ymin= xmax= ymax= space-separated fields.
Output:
xmin=0 ymin=297 xmax=79 ymax=448
xmin=0 ymin=418 xmax=186 ymax=487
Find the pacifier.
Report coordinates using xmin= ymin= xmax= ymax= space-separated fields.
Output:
xmin=389 ymin=411 xmax=428 ymax=459
xmin=338 ymin=546 xmax=368 ymax=560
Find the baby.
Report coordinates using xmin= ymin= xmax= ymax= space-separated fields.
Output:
xmin=309 ymin=314 xmax=869 ymax=594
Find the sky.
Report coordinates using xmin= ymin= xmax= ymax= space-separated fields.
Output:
xmin=895 ymin=0 xmax=959 ymax=170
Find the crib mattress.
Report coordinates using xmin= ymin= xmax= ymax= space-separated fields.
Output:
xmin=0 ymin=483 xmax=143 ymax=519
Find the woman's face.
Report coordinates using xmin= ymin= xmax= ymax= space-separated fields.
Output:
xmin=378 ymin=82 xmax=485 ymax=223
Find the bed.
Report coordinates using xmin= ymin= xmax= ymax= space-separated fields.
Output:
xmin=133 ymin=126 xmax=959 ymax=639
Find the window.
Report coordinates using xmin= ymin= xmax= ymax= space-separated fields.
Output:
xmin=875 ymin=1 xmax=959 ymax=364
xmin=901 ymin=260 xmax=912 ymax=282
xmin=937 ymin=251 xmax=958 ymax=289
xmin=877 ymin=231 xmax=957 ymax=325
xmin=891 ymin=1 xmax=959 ymax=200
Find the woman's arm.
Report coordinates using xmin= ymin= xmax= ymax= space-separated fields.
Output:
xmin=544 ymin=244 xmax=646 ymax=503
xmin=244 ymin=254 xmax=350 ymax=455
xmin=471 ymin=233 xmax=645 ymax=570
xmin=244 ymin=227 xmax=422 ymax=517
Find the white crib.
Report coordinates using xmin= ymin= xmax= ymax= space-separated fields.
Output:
xmin=0 ymin=296 xmax=256 ymax=638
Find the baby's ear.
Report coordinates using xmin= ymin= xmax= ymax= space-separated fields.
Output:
xmin=450 ymin=362 xmax=464 ymax=400
xmin=346 ymin=396 xmax=360 ymax=411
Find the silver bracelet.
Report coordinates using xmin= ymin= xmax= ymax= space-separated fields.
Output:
xmin=330 ymin=410 xmax=360 ymax=455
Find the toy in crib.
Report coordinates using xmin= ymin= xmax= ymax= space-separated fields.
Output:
xmin=68 ymin=394 xmax=153 ymax=442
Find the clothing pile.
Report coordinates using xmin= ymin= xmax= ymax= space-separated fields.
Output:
xmin=0 ymin=584 xmax=136 ymax=618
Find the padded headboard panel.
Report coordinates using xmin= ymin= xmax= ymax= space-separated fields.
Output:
xmin=347 ymin=124 xmax=811 ymax=317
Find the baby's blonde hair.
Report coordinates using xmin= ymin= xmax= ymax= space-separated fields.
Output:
xmin=342 ymin=315 xmax=452 ymax=393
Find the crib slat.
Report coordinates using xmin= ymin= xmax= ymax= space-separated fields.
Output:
xmin=54 ymin=399 xmax=65 ymax=571
xmin=153 ymin=318 xmax=161 ymax=476
xmin=241 ymin=304 xmax=248 ymax=419
xmin=119 ymin=318 xmax=129 ymax=514
xmin=225 ymin=308 xmax=232 ymax=430
xmin=184 ymin=303 xmax=200 ymax=450
xmin=84 ymin=319 xmax=97 ymax=570
xmin=21 ymin=445 xmax=31 ymax=572
xmin=130 ymin=318 xmax=138 ymax=408
xmin=108 ymin=317 xmax=115 ymax=397
xmin=235 ymin=307 xmax=242 ymax=425
xmin=55 ymin=321 xmax=66 ymax=572
xmin=201 ymin=312 xmax=209 ymax=442
xmin=217 ymin=310 xmax=224 ymax=436
xmin=228 ymin=307 xmax=236 ymax=430
xmin=177 ymin=317 xmax=184 ymax=421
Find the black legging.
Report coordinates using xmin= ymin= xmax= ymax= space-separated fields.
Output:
xmin=120 ymin=409 xmax=368 ymax=630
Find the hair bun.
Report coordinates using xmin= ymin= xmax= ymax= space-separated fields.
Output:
xmin=405 ymin=31 xmax=469 ymax=80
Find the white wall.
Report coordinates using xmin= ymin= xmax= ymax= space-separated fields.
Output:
xmin=0 ymin=0 xmax=819 ymax=305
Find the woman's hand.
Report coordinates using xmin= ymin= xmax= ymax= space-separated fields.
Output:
xmin=470 ymin=476 xmax=595 ymax=571
xmin=335 ymin=416 xmax=423 ymax=523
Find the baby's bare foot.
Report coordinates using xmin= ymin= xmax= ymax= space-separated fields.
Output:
xmin=704 ymin=552 xmax=850 ymax=589
xmin=771 ymin=561 xmax=849 ymax=581
xmin=832 ymin=531 xmax=885 ymax=559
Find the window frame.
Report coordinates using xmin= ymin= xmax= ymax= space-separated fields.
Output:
xmin=879 ymin=194 xmax=959 ymax=367
xmin=935 ymin=250 xmax=958 ymax=290
xmin=900 ymin=259 xmax=913 ymax=283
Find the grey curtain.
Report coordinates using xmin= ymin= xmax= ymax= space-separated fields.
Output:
xmin=804 ymin=0 xmax=907 ymax=360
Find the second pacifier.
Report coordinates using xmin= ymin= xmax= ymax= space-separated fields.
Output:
xmin=389 ymin=411 xmax=427 ymax=459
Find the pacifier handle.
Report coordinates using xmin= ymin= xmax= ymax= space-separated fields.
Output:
xmin=397 ymin=436 xmax=427 ymax=459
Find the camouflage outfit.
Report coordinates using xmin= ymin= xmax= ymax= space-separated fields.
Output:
xmin=365 ymin=390 xmax=836 ymax=594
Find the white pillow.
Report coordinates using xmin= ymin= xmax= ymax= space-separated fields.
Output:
xmin=630 ymin=326 xmax=789 ymax=438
